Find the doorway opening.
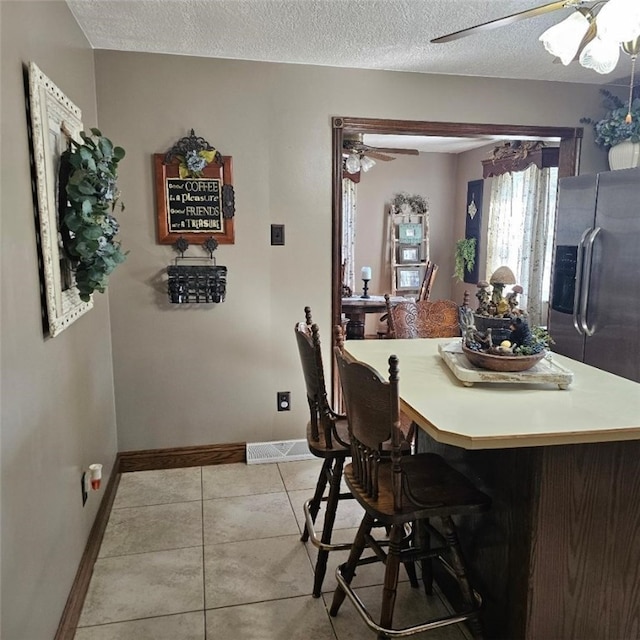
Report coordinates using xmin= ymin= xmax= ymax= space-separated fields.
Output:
xmin=331 ymin=116 xmax=583 ymax=394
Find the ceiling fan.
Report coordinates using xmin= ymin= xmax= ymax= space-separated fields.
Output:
xmin=342 ymin=134 xmax=419 ymax=175
xmin=343 ymin=136 xmax=419 ymax=162
xmin=431 ymin=0 xmax=640 ymax=80
xmin=430 ymin=1 xmax=587 ymax=44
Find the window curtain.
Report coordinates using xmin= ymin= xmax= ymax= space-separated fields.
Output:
xmin=342 ymin=178 xmax=357 ymax=293
xmin=486 ymin=164 xmax=558 ymax=326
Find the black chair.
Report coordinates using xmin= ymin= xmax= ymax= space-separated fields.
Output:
xmin=331 ymin=342 xmax=491 ymax=639
xmin=295 ymin=308 xmax=354 ymax=597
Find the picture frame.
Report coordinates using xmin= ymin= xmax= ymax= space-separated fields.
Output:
xmin=398 ymin=222 xmax=422 ymax=245
xmin=396 ymin=267 xmax=422 ymax=290
xmin=398 ymin=245 xmax=420 ymax=264
xmin=27 ymin=62 xmax=93 ymax=337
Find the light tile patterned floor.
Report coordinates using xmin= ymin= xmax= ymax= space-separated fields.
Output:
xmin=76 ymin=460 xmax=470 ymax=640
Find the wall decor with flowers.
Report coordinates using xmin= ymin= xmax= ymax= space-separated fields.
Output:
xmin=154 ymin=130 xmax=235 ymax=244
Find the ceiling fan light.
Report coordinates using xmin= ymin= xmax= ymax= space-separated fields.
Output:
xmin=359 ymin=156 xmax=376 ymax=172
xmin=579 ymin=36 xmax=621 ymax=74
xmin=345 ymin=153 xmax=361 ymax=174
xmin=539 ymin=11 xmax=591 ymax=66
xmin=596 ymin=0 xmax=640 ymax=44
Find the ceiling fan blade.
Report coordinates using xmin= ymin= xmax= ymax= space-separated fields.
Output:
xmin=430 ymin=1 xmax=575 ymax=44
xmin=364 ymin=151 xmax=396 ymax=161
xmin=368 ymin=146 xmax=420 ymax=156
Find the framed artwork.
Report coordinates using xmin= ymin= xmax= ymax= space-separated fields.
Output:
xmin=154 ymin=131 xmax=235 ymax=244
xmin=396 ymin=267 xmax=421 ymax=290
xmin=464 ymin=179 xmax=484 ymax=284
xmin=398 ymin=223 xmax=422 ymax=245
xmin=398 ymin=245 xmax=420 ymax=264
xmin=27 ymin=61 xmax=93 ymax=337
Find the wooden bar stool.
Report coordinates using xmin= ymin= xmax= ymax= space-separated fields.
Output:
xmin=295 ymin=308 xmax=354 ymax=597
xmin=384 ymin=295 xmax=461 ymax=339
xmin=331 ymin=343 xmax=490 ymax=639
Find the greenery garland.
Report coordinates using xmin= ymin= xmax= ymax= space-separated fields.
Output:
xmin=454 ymin=237 xmax=476 ymax=282
xmin=581 ymin=89 xmax=640 ymax=149
xmin=391 ymin=192 xmax=429 ymax=215
xmin=62 ymin=128 xmax=126 ymax=302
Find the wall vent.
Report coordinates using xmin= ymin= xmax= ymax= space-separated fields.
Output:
xmin=246 ymin=439 xmax=314 ymax=464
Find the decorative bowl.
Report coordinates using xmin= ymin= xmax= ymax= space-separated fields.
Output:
xmin=461 ymin=343 xmax=546 ymax=372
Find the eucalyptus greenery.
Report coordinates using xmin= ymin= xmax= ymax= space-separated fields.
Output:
xmin=581 ymin=89 xmax=640 ymax=149
xmin=454 ymin=237 xmax=476 ymax=282
xmin=62 ymin=128 xmax=126 ymax=302
xmin=392 ymin=192 xmax=429 ymax=215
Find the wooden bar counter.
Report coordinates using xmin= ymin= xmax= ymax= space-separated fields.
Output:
xmin=343 ymin=338 xmax=640 ymax=640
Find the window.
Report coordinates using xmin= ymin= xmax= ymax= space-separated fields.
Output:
xmin=486 ymin=164 xmax=558 ymax=326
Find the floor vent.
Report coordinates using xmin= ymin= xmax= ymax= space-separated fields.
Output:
xmin=246 ymin=439 xmax=314 ymax=464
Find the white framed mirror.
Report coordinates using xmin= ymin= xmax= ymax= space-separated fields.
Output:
xmin=28 ymin=61 xmax=93 ymax=337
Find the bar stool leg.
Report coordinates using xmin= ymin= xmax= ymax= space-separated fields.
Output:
xmin=378 ymin=524 xmax=404 ymax=638
xmin=330 ymin=513 xmax=375 ymax=616
xmin=301 ymin=457 xmax=332 ymax=542
xmin=313 ymin=457 xmax=344 ymax=597
xmin=441 ymin=515 xmax=484 ymax=640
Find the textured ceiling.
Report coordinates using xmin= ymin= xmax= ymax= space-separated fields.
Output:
xmin=67 ymin=0 xmax=635 ymax=87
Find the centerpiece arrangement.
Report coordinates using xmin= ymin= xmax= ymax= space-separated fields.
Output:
xmin=459 ymin=266 xmax=554 ymax=372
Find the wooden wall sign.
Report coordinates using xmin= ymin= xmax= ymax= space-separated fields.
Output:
xmin=155 ymin=130 xmax=235 ymax=244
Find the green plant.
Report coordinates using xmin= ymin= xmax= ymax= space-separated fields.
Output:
xmin=62 ymin=128 xmax=126 ymax=302
xmin=454 ymin=237 xmax=476 ymax=282
xmin=514 ymin=326 xmax=555 ymax=355
xmin=580 ymin=89 xmax=640 ymax=149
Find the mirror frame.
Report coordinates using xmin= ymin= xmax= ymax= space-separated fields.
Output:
xmin=331 ymin=116 xmax=582 ymax=396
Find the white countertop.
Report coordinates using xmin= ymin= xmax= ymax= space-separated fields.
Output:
xmin=343 ymin=338 xmax=640 ymax=450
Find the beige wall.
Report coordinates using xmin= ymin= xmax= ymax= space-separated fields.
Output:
xmin=94 ymin=50 xmax=607 ymax=453
xmin=0 ymin=3 xmax=118 ymax=639
xmin=355 ymin=153 xmax=457 ymax=334
xmin=356 ymin=153 xmax=458 ymax=301
xmin=0 ymin=7 xmax=614 ymax=635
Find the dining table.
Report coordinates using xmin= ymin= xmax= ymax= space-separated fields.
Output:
xmin=341 ymin=294 xmax=407 ymax=340
xmin=342 ymin=337 xmax=640 ymax=640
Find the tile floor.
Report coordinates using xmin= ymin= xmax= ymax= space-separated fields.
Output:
xmin=75 ymin=460 xmax=471 ymax=640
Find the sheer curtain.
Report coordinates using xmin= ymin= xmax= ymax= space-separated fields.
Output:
xmin=342 ymin=178 xmax=357 ymax=293
xmin=486 ymin=164 xmax=558 ymax=326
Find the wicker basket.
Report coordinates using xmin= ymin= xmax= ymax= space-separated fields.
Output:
xmin=461 ymin=343 xmax=546 ymax=372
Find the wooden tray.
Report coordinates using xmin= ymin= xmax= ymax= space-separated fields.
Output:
xmin=438 ymin=341 xmax=573 ymax=389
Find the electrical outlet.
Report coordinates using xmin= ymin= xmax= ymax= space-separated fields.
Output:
xmin=81 ymin=472 xmax=88 ymax=506
xmin=277 ymin=391 xmax=291 ymax=411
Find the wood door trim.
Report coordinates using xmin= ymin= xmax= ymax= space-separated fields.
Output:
xmin=331 ymin=116 xmax=582 ymax=400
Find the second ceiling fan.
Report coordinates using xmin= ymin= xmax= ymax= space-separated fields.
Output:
xmin=343 ymin=134 xmax=420 ymax=175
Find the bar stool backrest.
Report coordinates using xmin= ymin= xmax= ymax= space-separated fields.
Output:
xmin=334 ymin=347 xmax=403 ymax=508
xmin=385 ymin=295 xmax=461 ymax=339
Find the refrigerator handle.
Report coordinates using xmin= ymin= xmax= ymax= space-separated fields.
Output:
xmin=572 ymin=228 xmax=592 ymax=336
xmin=580 ymin=226 xmax=601 ymax=337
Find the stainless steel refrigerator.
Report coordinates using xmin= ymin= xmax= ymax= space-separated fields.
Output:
xmin=548 ymin=167 xmax=640 ymax=383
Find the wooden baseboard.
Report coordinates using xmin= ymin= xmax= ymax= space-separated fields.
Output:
xmin=118 ymin=442 xmax=246 ymax=472
xmin=54 ymin=454 xmax=121 ymax=640
xmin=54 ymin=443 xmax=245 ymax=639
